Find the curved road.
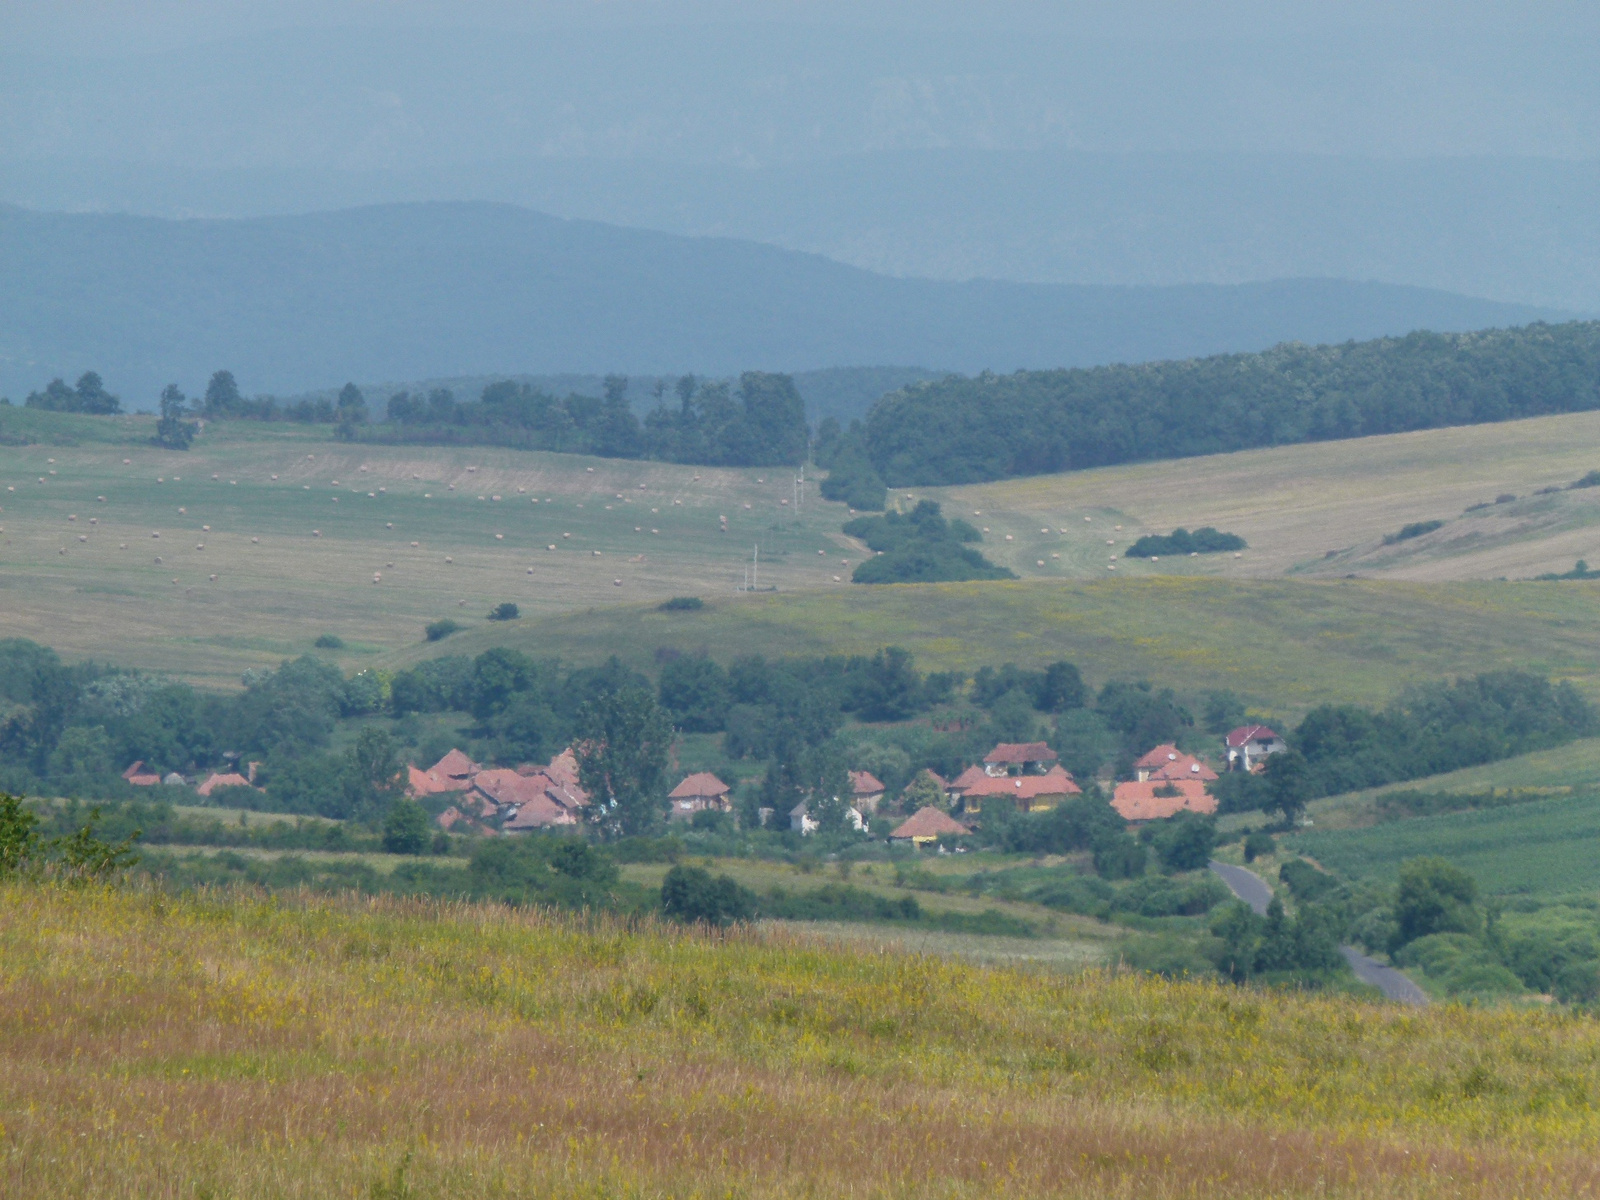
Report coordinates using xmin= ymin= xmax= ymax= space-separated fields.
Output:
xmin=1208 ymin=860 xmax=1428 ymax=1006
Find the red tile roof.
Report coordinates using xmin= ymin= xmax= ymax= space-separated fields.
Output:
xmin=983 ymin=742 xmax=1059 ymax=765
xmin=1226 ymin=725 xmax=1281 ymax=748
xmin=544 ymin=748 xmax=582 ymax=789
xmin=1148 ymin=754 xmax=1219 ymax=782
xmin=122 ymin=761 xmax=161 ymax=786
xmin=960 ymin=765 xmax=1081 ymax=800
xmin=196 ymin=772 xmax=253 ymax=797
xmin=1110 ymin=779 xmax=1217 ymax=821
xmin=948 ymin=764 xmax=990 ymax=793
xmin=1134 ymin=743 xmax=1184 ymax=769
xmin=849 ymin=770 xmax=885 ymax=797
xmin=890 ymin=806 xmax=971 ymax=841
xmin=503 ymin=793 xmax=578 ymax=830
xmin=670 ymin=772 xmax=731 ymax=800
xmin=429 ymin=748 xmax=480 ymax=780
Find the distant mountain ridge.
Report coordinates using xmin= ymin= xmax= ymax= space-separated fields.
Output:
xmin=0 ymin=201 xmax=1567 ymax=408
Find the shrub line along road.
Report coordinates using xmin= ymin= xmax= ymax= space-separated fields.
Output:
xmin=1208 ymin=860 xmax=1428 ymax=1006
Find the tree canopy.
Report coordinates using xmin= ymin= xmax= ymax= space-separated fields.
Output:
xmin=862 ymin=321 xmax=1600 ymax=486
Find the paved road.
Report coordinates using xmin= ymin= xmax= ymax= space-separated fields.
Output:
xmin=1207 ymin=860 xmax=1429 ymax=1005
xmin=1208 ymin=860 xmax=1273 ymax=914
xmin=1339 ymin=947 xmax=1430 ymax=1005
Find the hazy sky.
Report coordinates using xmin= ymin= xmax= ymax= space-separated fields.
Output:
xmin=12 ymin=0 xmax=1595 ymax=56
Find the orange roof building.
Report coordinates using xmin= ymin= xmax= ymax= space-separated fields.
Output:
xmin=407 ymin=748 xmax=479 ymax=797
xmin=196 ymin=771 xmax=254 ymax=798
xmin=122 ymin=761 xmax=162 ymax=787
xmin=958 ymin=765 xmax=1080 ymax=814
xmin=1110 ymin=778 xmax=1217 ymax=822
xmin=889 ymin=806 xmax=971 ymax=845
xmin=1135 ymin=745 xmax=1219 ymax=782
xmin=982 ymin=742 xmax=1059 ymax=774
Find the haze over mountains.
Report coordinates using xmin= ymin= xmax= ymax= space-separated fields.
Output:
xmin=0 ymin=203 xmax=1562 ymax=407
xmin=4 ymin=6 xmax=1598 ymax=311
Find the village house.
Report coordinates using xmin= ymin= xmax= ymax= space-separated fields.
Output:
xmin=1110 ymin=778 xmax=1218 ymax=822
xmin=947 ymin=743 xmax=1079 ymax=816
xmin=849 ymin=770 xmax=886 ymax=814
xmin=955 ymin=765 xmax=1080 ymax=816
xmin=413 ymin=747 xmax=588 ymax=833
xmin=407 ymin=748 xmax=480 ymax=797
xmin=981 ymin=742 xmax=1059 ymax=776
xmin=1133 ymin=744 xmax=1219 ymax=783
xmin=889 ymin=806 xmax=971 ymax=847
xmin=668 ymin=772 xmax=732 ymax=821
xmin=121 ymin=761 xmax=162 ymax=787
xmin=1225 ymin=725 xmax=1286 ymax=772
xmin=195 ymin=771 xmax=255 ymax=799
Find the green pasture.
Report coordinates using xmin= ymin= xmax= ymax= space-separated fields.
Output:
xmin=1289 ymin=792 xmax=1600 ymax=897
xmin=0 ymin=416 xmax=853 ymax=685
xmin=1306 ymin=737 xmax=1600 ymax=830
xmin=393 ymin=576 xmax=1600 ymax=716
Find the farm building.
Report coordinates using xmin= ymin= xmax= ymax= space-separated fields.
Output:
xmin=1111 ymin=779 xmax=1218 ymax=822
xmin=889 ymin=806 xmax=971 ymax=846
xmin=1225 ymin=725 xmax=1287 ymax=772
xmin=668 ymin=772 xmax=732 ymax=821
xmin=415 ymin=747 xmax=589 ymax=832
xmin=407 ymin=748 xmax=480 ymax=797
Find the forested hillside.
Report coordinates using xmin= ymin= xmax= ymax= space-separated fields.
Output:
xmin=863 ymin=322 xmax=1600 ymax=485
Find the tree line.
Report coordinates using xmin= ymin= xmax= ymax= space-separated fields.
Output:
xmin=859 ymin=320 xmax=1600 ymax=485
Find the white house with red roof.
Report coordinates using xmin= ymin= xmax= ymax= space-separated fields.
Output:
xmin=1225 ymin=725 xmax=1286 ymax=772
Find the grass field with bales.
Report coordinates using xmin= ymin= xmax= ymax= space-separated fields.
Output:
xmin=5 ymin=406 xmax=1600 ymax=688
xmin=7 ymin=881 xmax=1600 ymax=1199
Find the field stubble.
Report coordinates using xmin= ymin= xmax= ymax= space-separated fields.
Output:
xmin=4 ymin=883 xmax=1600 ymax=1198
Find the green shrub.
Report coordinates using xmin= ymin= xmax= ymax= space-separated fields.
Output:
xmin=660 ymin=864 xmax=756 ymax=926
xmin=424 ymin=619 xmax=462 ymax=642
xmin=314 ymin=634 xmax=345 ymax=649
xmin=1382 ymin=519 xmax=1445 ymax=545
xmin=1124 ymin=528 xmax=1246 ymax=558
xmin=657 ymin=596 xmax=705 ymax=612
xmin=487 ymin=603 xmax=520 ymax=621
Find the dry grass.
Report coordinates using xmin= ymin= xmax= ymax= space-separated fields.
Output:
xmin=4 ymin=882 xmax=1600 ymax=1198
xmin=932 ymin=408 xmax=1600 ymax=582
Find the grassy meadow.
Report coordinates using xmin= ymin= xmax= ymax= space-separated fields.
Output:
xmin=0 ymin=414 xmax=853 ymax=686
xmin=7 ymin=881 xmax=1600 ymax=1199
xmin=932 ymin=407 xmax=1600 ymax=583
xmin=4 ymin=407 xmax=1600 ymax=691
xmin=402 ymin=576 xmax=1600 ymax=716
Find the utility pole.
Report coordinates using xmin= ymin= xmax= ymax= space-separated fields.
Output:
xmin=752 ymin=543 xmax=759 ymax=591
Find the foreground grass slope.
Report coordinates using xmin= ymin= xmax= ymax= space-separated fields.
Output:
xmin=405 ymin=576 xmax=1600 ymax=715
xmin=6 ymin=883 xmax=1600 ymax=1198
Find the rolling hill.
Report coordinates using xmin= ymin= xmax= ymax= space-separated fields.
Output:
xmin=0 ymin=202 xmax=1564 ymax=406
xmin=5 ymin=406 xmax=1600 ymax=691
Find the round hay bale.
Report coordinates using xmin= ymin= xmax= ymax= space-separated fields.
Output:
xmin=445 ymin=556 xmax=453 ymax=563
xmin=495 ymin=533 xmax=504 ymax=540
xmin=251 ymin=537 xmax=259 ymax=544
xmin=612 ymin=578 xmax=622 ymax=586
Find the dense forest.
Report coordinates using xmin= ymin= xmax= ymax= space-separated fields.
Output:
xmin=861 ymin=321 xmax=1600 ymax=485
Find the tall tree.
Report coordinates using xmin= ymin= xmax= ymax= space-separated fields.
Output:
xmin=203 ymin=370 xmax=242 ymax=417
xmin=156 ymin=384 xmax=197 ymax=449
xmin=575 ymin=684 xmax=673 ymax=839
